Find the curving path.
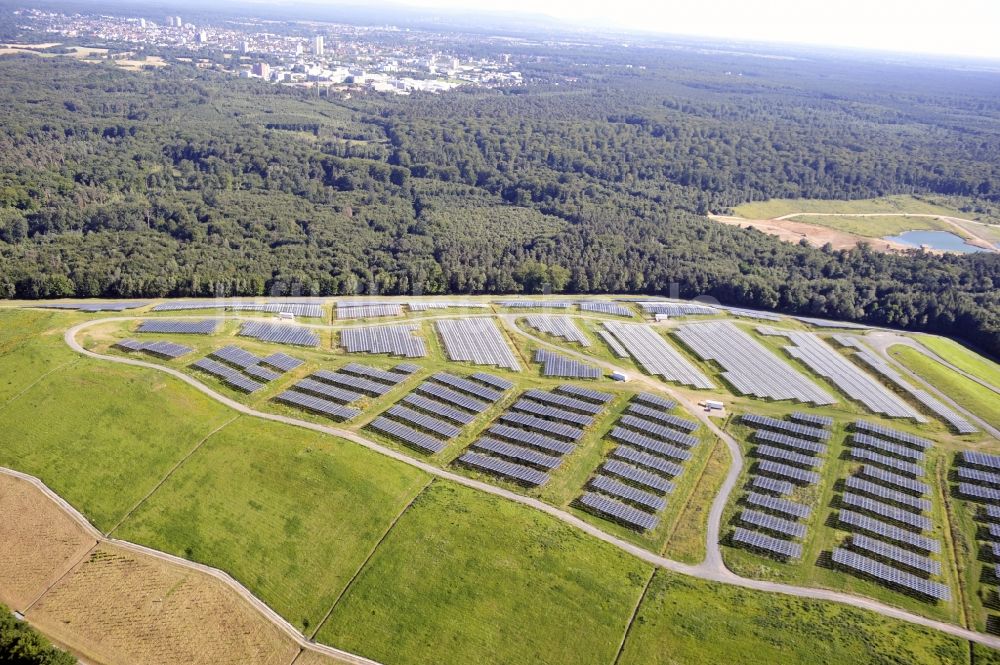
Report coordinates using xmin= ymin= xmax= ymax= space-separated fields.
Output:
xmin=47 ymin=316 xmax=1000 ymax=653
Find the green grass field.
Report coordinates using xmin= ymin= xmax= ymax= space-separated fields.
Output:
xmin=916 ymin=336 xmax=1000 ymax=390
xmin=0 ymin=353 xmax=234 ymax=529
xmin=890 ymin=345 xmax=1000 ymax=430
xmin=786 ymin=214 xmax=952 ymax=237
xmin=316 ymin=481 xmax=652 ymax=665
xmin=0 ymin=309 xmax=80 ymax=402
xmin=114 ymin=416 xmax=430 ymax=632
xmin=617 ymin=571 xmax=969 ymax=665
xmin=733 ymin=195 xmax=965 ymax=219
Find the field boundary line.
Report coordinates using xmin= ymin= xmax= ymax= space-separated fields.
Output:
xmin=308 ymin=477 xmax=435 ymax=641
xmin=105 ymin=414 xmax=240 ymax=537
xmin=611 ymin=567 xmax=656 ymax=665
xmin=22 ymin=541 xmax=100 ymax=614
xmin=44 ymin=316 xmax=1000 ymax=652
xmin=0 ymin=358 xmax=79 ymax=412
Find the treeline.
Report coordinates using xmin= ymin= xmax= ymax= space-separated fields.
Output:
xmin=0 ymin=604 xmax=75 ymax=665
xmin=0 ymin=53 xmax=997 ymax=356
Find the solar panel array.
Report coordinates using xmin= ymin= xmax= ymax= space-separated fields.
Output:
xmin=557 ymin=384 xmax=614 ymax=404
xmin=954 ymin=452 xmax=1000 ymax=617
xmin=739 ymin=509 xmax=807 ymax=538
xmin=579 ymin=302 xmax=633 ymax=317
xmin=756 ymin=460 xmax=820 ymax=485
xmin=402 ymin=394 xmax=475 ymax=425
xmin=849 ymin=534 xmax=940 ymax=575
xmin=753 ymin=429 xmax=827 ymax=456
xmin=340 ymin=324 xmax=426 ymax=357
xmin=407 ymin=302 xmax=490 ymax=311
xmin=208 ymin=344 xmax=300 ymax=383
xmin=138 ymin=319 xmax=220 ymax=335
xmin=597 ymin=330 xmax=630 ymax=358
xmin=238 ymin=321 xmax=319 ymax=346
xmin=841 ymin=493 xmax=932 ymax=531
xmin=675 ymin=321 xmax=833 ymax=404
xmin=752 ymin=476 xmax=794 ymax=496
xmin=760 ymin=327 xmax=924 ymax=418
xmin=958 ymin=466 xmax=1000 ymax=487
xmin=579 ymin=393 xmax=704 ymax=531
xmin=524 ymin=315 xmax=592 ymax=346
xmin=832 ymin=548 xmax=949 ymax=600
xmin=832 ymin=425 xmax=947 ymax=598
xmin=845 ymin=476 xmax=931 ymax=512
xmin=838 ymin=510 xmax=939 ymax=552
xmin=609 ymin=427 xmax=691 ymax=461
xmin=437 ymin=318 xmax=522 ymax=371
xmin=43 ymin=301 xmax=150 ymax=312
xmin=273 ymin=391 xmax=360 ymax=421
xmin=369 ymin=416 xmax=446 ymax=454
xmin=858 ymin=465 xmax=929 ymax=496
xmin=733 ymin=527 xmax=802 ymax=559
xmin=512 ymin=399 xmax=593 ymax=426
xmin=637 ymin=302 xmax=718 ymax=317
xmin=741 ymin=414 xmax=831 ymax=441
xmin=792 ymin=316 xmax=868 ymax=330
xmin=392 ymin=363 xmax=420 ymax=374
xmin=714 ymin=305 xmax=782 ymax=322
xmin=625 ymin=404 xmax=699 ymax=433
xmin=632 ymin=392 xmax=676 ymax=411
xmin=533 ymin=348 xmax=602 ymax=379
xmin=848 ymin=448 xmax=924 ymax=477
xmin=385 ymin=405 xmax=461 ymax=439
xmin=790 ymin=412 xmax=834 ymax=428
xmin=590 ymin=475 xmax=666 ymax=511
xmin=499 ymin=411 xmax=583 ymax=441
xmin=960 ymin=451 xmax=1000 ymax=471
xmin=152 ymin=301 xmax=324 ymax=317
xmin=579 ymin=492 xmax=659 ymax=531
xmin=340 ymin=363 xmax=410 ymax=386
xmin=114 ymin=339 xmax=192 ymax=359
xmin=602 ymin=322 xmax=713 ymax=389
xmin=745 ymin=492 xmax=811 ymax=519
xmin=431 ymin=372 xmax=504 ymax=402
xmin=487 ymin=425 xmax=574 ymax=455
xmin=416 ymin=381 xmax=489 ymax=413
xmin=853 ymin=421 xmax=933 ymax=450
xmin=496 ymin=300 xmax=573 ymax=309
xmin=617 ymin=417 xmax=699 ymax=449
xmin=336 ymin=303 xmax=403 ymax=319
xmin=472 ymin=437 xmax=562 ymax=470
xmin=471 ymin=372 xmax=514 ymax=391
xmin=191 ymin=358 xmax=263 ymax=393
xmin=851 ymin=346 xmax=976 ymax=434
xmin=523 ymin=389 xmax=603 ymax=415
xmin=291 ymin=378 xmax=363 ymax=404
xmin=313 ymin=369 xmax=392 ymax=396
xmin=754 ymin=445 xmax=821 ymax=469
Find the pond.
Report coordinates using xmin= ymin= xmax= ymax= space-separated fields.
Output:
xmin=883 ymin=230 xmax=994 ymax=253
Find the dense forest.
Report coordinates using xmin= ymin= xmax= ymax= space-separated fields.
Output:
xmin=0 ymin=40 xmax=998 ymax=355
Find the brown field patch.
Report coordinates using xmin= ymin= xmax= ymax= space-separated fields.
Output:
xmin=28 ymin=543 xmax=301 ymax=665
xmin=0 ymin=474 xmax=97 ymax=611
xmin=293 ymin=648 xmax=363 ymax=665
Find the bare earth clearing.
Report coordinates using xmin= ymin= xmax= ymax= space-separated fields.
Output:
xmin=710 ymin=212 xmax=999 ymax=253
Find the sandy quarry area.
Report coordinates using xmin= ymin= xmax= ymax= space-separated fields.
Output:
xmin=709 ymin=214 xmax=916 ymax=252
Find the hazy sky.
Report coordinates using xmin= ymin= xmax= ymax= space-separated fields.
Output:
xmin=389 ymin=0 xmax=1000 ymax=60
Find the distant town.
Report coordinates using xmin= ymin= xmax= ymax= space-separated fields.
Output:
xmin=8 ymin=8 xmax=526 ymax=94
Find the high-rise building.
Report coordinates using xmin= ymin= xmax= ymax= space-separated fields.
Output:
xmin=252 ymin=62 xmax=270 ymax=79
xmin=165 ymin=15 xmax=174 ymax=27
xmin=240 ymin=40 xmax=250 ymax=54
xmin=138 ymin=18 xmax=146 ymax=28
xmin=295 ymin=42 xmax=303 ymax=56
xmin=314 ymin=35 xmax=324 ymax=56
xmin=175 ymin=16 xmax=182 ymax=27
xmin=196 ymin=30 xmax=208 ymax=44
